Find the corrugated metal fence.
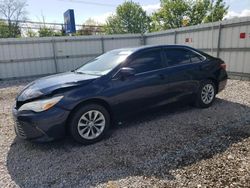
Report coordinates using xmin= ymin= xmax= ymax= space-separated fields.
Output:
xmin=0 ymin=17 xmax=250 ymax=80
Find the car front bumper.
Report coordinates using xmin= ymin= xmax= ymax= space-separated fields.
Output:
xmin=12 ymin=106 xmax=70 ymax=142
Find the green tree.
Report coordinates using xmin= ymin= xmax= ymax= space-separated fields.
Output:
xmin=37 ymin=15 xmax=64 ymax=37
xmin=105 ymin=1 xmax=150 ymax=34
xmin=0 ymin=0 xmax=27 ymax=38
xmin=151 ymin=0 xmax=228 ymax=31
xmin=151 ymin=0 xmax=189 ymax=31
xmin=38 ymin=27 xmax=54 ymax=37
xmin=204 ymin=0 xmax=228 ymax=23
xmin=26 ymin=28 xmax=37 ymax=37
xmin=77 ymin=18 xmax=103 ymax=36
xmin=38 ymin=27 xmax=62 ymax=37
xmin=0 ymin=21 xmax=10 ymax=38
xmin=0 ymin=20 xmax=21 ymax=38
xmin=188 ymin=0 xmax=211 ymax=25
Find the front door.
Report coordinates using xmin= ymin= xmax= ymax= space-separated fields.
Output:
xmin=111 ymin=48 xmax=167 ymax=116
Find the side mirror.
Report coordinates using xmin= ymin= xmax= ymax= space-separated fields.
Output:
xmin=119 ymin=67 xmax=136 ymax=79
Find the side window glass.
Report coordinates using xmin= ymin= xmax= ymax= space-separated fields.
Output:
xmin=189 ymin=51 xmax=205 ymax=63
xmin=128 ymin=50 xmax=162 ymax=73
xmin=165 ymin=49 xmax=191 ymax=66
xmin=165 ymin=48 xmax=204 ymax=66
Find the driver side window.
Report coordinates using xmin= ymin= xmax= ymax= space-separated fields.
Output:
xmin=127 ymin=49 xmax=163 ymax=74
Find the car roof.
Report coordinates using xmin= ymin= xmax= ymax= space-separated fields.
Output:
xmin=110 ymin=45 xmax=213 ymax=60
xmin=114 ymin=45 xmax=195 ymax=53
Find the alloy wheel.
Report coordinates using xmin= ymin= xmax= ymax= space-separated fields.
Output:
xmin=201 ymin=84 xmax=215 ymax=104
xmin=77 ymin=110 xmax=106 ymax=140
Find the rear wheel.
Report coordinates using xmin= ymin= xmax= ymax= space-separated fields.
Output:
xmin=69 ymin=104 xmax=110 ymax=144
xmin=194 ymin=80 xmax=216 ymax=108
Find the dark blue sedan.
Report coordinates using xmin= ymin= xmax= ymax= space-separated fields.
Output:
xmin=13 ymin=45 xmax=228 ymax=144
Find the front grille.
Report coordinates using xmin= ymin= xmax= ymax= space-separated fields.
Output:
xmin=15 ymin=122 xmax=27 ymax=138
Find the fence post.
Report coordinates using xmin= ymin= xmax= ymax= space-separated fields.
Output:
xmin=52 ymin=39 xmax=58 ymax=73
xmin=174 ymin=31 xmax=177 ymax=44
xmin=140 ymin=33 xmax=146 ymax=45
xmin=216 ymin=23 xmax=222 ymax=58
xmin=101 ymin=37 xmax=105 ymax=53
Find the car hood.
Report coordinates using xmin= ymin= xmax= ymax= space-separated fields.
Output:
xmin=17 ymin=72 xmax=100 ymax=101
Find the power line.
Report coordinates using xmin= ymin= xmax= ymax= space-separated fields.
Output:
xmin=0 ymin=18 xmax=106 ymax=35
xmin=0 ymin=18 xmax=104 ymax=28
xmin=57 ymin=0 xmax=117 ymax=7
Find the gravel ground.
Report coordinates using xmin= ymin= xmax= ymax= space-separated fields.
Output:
xmin=0 ymin=79 xmax=249 ymax=188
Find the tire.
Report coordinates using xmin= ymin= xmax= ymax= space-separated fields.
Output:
xmin=69 ymin=104 xmax=110 ymax=144
xmin=194 ymin=80 xmax=216 ymax=108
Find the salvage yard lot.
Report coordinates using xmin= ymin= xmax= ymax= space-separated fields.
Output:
xmin=0 ymin=79 xmax=249 ymax=188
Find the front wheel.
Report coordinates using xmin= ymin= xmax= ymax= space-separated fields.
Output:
xmin=69 ymin=104 xmax=110 ymax=144
xmin=194 ymin=80 xmax=216 ymax=108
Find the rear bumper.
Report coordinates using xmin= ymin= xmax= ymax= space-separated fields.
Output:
xmin=12 ymin=106 xmax=70 ymax=142
xmin=218 ymin=79 xmax=227 ymax=93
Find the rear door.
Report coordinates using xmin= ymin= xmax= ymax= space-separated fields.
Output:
xmin=161 ymin=47 xmax=206 ymax=103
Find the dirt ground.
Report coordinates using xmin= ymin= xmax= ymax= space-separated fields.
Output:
xmin=0 ymin=79 xmax=249 ymax=188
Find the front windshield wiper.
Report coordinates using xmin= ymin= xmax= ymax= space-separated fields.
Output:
xmin=73 ymin=70 xmax=86 ymax=74
xmin=73 ymin=70 xmax=102 ymax=76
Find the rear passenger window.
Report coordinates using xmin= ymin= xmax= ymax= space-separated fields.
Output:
xmin=128 ymin=49 xmax=163 ymax=73
xmin=164 ymin=48 xmax=205 ymax=66
xmin=189 ymin=51 xmax=205 ymax=63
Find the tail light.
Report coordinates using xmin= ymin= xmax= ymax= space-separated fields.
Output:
xmin=220 ymin=63 xmax=226 ymax=70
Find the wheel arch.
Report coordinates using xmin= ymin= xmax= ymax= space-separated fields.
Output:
xmin=66 ymin=98 xmax=113 ymax=131
xmin=205 ymin=77 xmax=218 ymax=94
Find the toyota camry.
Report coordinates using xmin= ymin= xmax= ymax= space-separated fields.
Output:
xmin=13 ymin=45 xmax=228 ymax=144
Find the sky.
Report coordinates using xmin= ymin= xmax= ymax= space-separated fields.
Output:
xmin=24 ymin=0 xmax=250 ymax=25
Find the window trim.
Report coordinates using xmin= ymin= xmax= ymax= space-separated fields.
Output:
xmin=112 ymin=63 xmax=167 ymax=80
xmin=134 ymin=67 xmax=166 ymax=76
xmin=111 ymin=47 xmax=208 ymax=79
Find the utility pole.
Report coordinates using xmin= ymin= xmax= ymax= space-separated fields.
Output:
xmin=211 ymin=0 xmax=214 ymax=55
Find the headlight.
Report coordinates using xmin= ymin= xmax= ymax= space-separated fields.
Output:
xmin=18 ymin=96 xmax=63 ymax=112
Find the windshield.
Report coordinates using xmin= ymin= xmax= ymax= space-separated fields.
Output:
xmin=75 ymin=49 xmax=133 ymax=75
